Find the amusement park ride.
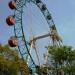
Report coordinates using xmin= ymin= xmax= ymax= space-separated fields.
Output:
xmin=6 ymin=0 xmax=62 ymax=74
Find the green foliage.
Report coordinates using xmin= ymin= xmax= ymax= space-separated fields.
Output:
xmin=40 ymin=66 xmax=48 ymax=75
xmin=47 ymin=45 xmax=75 ymax=74
xmin=35 ymin=65 xmax=48 ymax=75
xmin=0 ymin=44 xmax=29 ymax=75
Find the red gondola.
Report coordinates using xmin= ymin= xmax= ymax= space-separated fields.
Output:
xmin=8 ymin=38 xmax=18 ymax=47
xmin=6 ymin=16 xmax=16 ymax=26
xmin=9 ymin=1 xmax=16 ymax=9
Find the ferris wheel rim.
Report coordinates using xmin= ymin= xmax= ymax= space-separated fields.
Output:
xmin=11 ymin=0 xmax=60 ymax=73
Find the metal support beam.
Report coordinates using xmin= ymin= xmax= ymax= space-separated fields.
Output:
xmin=30 ymin=33 xmax=51 ymax=42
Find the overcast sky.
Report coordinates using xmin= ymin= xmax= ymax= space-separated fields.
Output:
xmin=0 ymin=0 xmax=75 ymax=48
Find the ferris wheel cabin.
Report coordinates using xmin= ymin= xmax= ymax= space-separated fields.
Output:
xmin=6 ymin=16 xmax=16 ymax=26
xmin=8 ymin=38 xmax=18 ymax=47
xmin=9 ymin=1 xmax=16 ymax=9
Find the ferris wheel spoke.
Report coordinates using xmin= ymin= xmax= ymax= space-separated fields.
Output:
xmin=30 ymin=33 xmax=51 ymax=42
xmin=33 ymin=44 xmax=40 ymax=66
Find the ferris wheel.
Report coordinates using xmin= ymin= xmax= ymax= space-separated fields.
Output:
xmin=6 ymin=0 xmax=62 ymax=74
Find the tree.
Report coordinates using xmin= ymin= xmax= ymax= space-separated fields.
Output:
xmin=35 ymin=65 xmax=48 ymax=75
xmin=0 ymin=44 xmax=29 ymax=75
xmin=47 ymin=45 xmax=75 ymax=75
